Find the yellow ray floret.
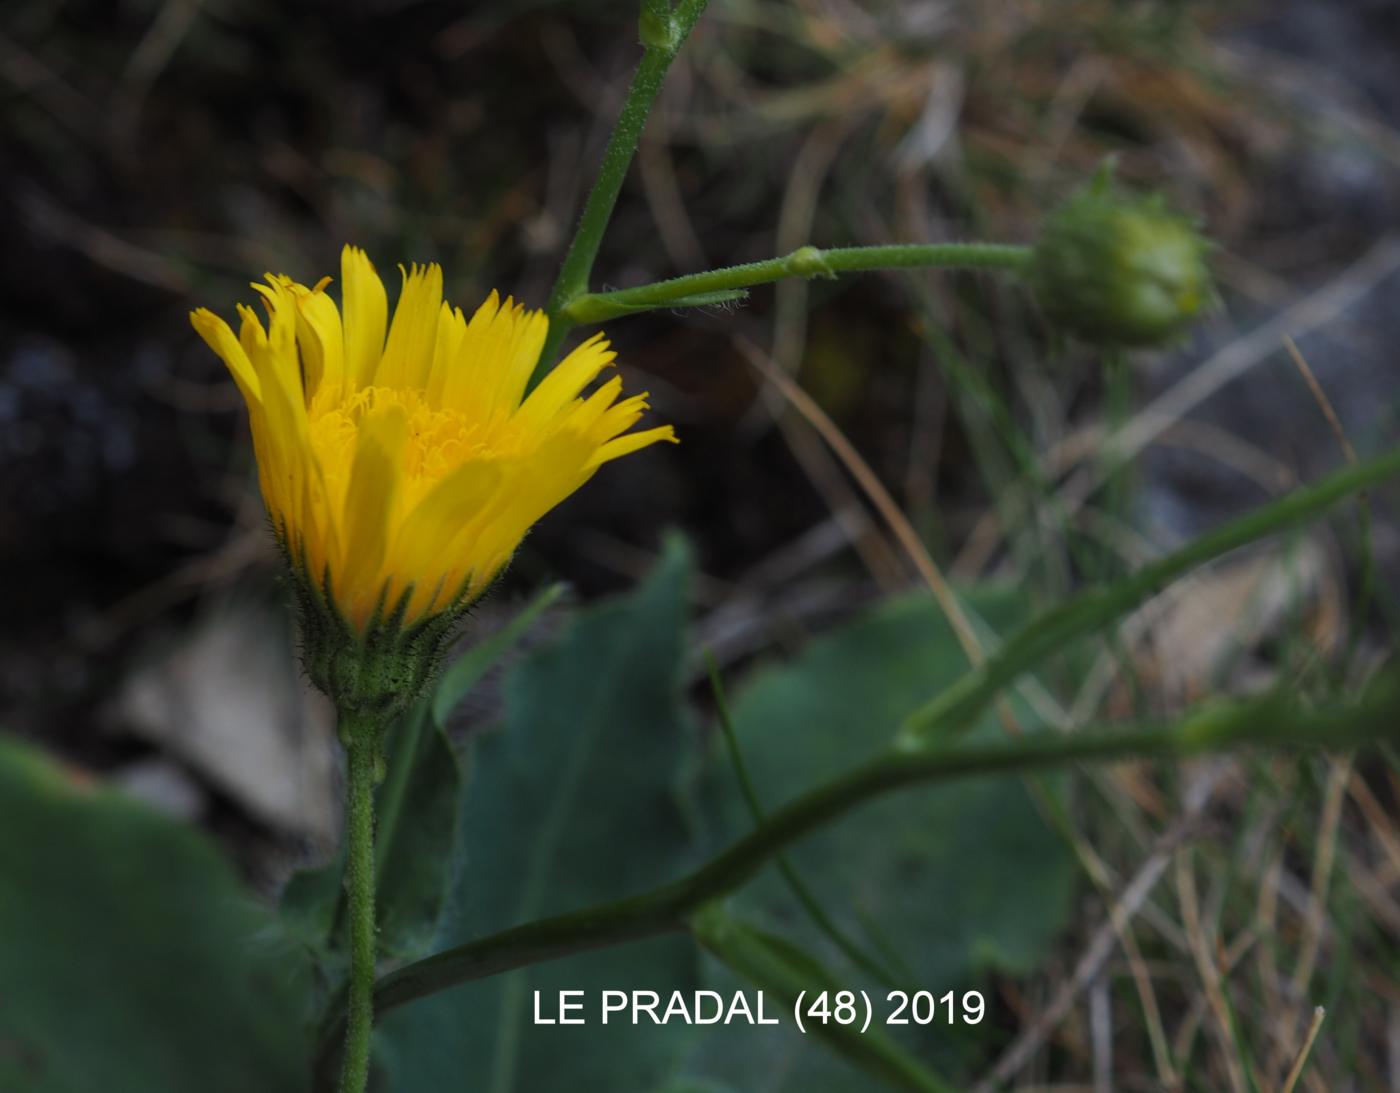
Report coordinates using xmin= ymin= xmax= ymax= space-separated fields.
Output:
xmin=191 ymin=245 xmax=676 ymax=630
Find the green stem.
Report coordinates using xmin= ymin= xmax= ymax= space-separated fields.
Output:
xmin=691 ymin=908 xmax=955 ymax=1093
xmin=314 ymin=449 xmax=1400 ymax=1052
xmin=313 ymin=672 xmax=1400 ymax=1046
xmin=561 ymin=243 xmax=1033 ymax=324
xmin=339 ymin=720 xmax=380 ymax=1093
xmin=706 ymin=653 xmax=904 ymax=987
xmin=900 ymin=443 xmax=1400 ymax=746
xmin=532 ymin=0 xmax=711 ymax=388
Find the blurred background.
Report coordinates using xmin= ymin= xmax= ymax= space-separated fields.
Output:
xmin=4 ymin=0 xmax=1400 ymax=1088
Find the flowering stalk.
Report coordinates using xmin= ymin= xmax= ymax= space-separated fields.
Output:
xmin=327 ymin=667 xmax=1400 ymax=1039
xmin=550 ymin=173 xmax=1215 ymax=357
xmin=560 ymin=243 xmax=1032 ymax=324
xmin=339 ymin=715 xmax=380 ymax=1093
xmin=535 ymin=0 xmax=712 ymax=384
xmin=310 ymin=444 xmax=1400 ymax=1060
xmin=191 ymin=249 xmax=675 ymax=1093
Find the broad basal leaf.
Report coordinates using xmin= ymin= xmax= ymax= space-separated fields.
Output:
xmin=378 ymin=535 xmax=702 ymax=1092
xmin=0 ymin=736 xmax=312 ymax=1093
xmin=683 ymin=589 xmax=1076 ymax=1089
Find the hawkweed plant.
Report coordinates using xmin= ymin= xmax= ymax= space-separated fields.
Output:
xmin=192 ymin=252 xmax=674 ymax=1091
xmin=181 ymin=2 xmax=1400 ymax=1091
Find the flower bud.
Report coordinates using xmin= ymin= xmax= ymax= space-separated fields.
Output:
xmin=1028 ymin=186 xmax=1212 ymax=347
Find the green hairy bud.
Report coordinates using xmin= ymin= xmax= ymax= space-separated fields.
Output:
xmin=1028 ymin=176 xmax=1213 ymax=347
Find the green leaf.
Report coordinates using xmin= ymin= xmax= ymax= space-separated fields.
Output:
xmin=277 ymin=704 xmax=461 ymax=964
xmin=431 ymin=583 xmax=566 ymax=729
xmin=0 ymin=735 xmax=312 ymax=1093
xmin=379 ymin=582 xmax=567 ymax=957
xmin=655 ymin=1081 xmax=742 ymax=1093
xmin=279 ymin=844 xmax=345 ymax=954
xmin=377 ymin=534 xmax=702 ymax=1092
xmin=686 ymin=589 xmax=1077 ymax=1088
xmin=691 ymin=907 xmax=955 ymax=1093
xmin=373 ymin=707 xmax=462 ymax=959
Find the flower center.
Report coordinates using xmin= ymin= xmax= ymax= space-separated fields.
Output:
xmin=308 ymin=385 xmax=521 ymax=512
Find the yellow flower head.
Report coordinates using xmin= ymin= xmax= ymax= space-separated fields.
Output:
xmin=191 ymin=246 xmax=675 ymax=634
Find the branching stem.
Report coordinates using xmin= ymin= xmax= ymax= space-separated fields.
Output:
xmin=314 ymin=444 xmax=1400 ymax=1072
xmin=315 ymin=670 xmax=1400 ymax=1053
xmin=532 ymin=0 xmax=712 ymax=387
xmin=561 ymin=243 xmax=1033 ymax=324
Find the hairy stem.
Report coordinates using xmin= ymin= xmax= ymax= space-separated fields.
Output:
xmin=314 ymin=445 xmax=1400 ymax=1063
xmin=706 ymin=653 xmax=903 ymax=987
xmin=532 ymin=0 xmax=711 ymax=387
xmin=314 ymin=671 xmax=1400 ymax=1050
xmin=561 ymin=242 xmax=1033 ymax=324
xmin=338 ymin=722 xmax=380 ymax=1093
xmin=900 ymin=443 xmax=1400 ymax=746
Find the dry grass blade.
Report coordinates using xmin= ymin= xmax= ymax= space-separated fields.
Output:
xmin=972 ymin=769 xmax=1221 ymax=1093
xmin=1283 ymin=336 xmax=1360 ymax=470
xmin=740 ymin=332 xmax=1180 ymax=1085
xmin=639 ymin=78 xmax=707 ymax=271
xmin=1281 ymin=1006 xmax=1326 ymax=1093
xmin=1291 ymin=758 xmax=1350 ymax=997
xmin=1175 ymin=848 xmax=1250 ymax=1093
xmin=734 ymin=334 xmax=986 ymax=664
xmin=1348 ymin=773 xmax=1400 ymax=879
